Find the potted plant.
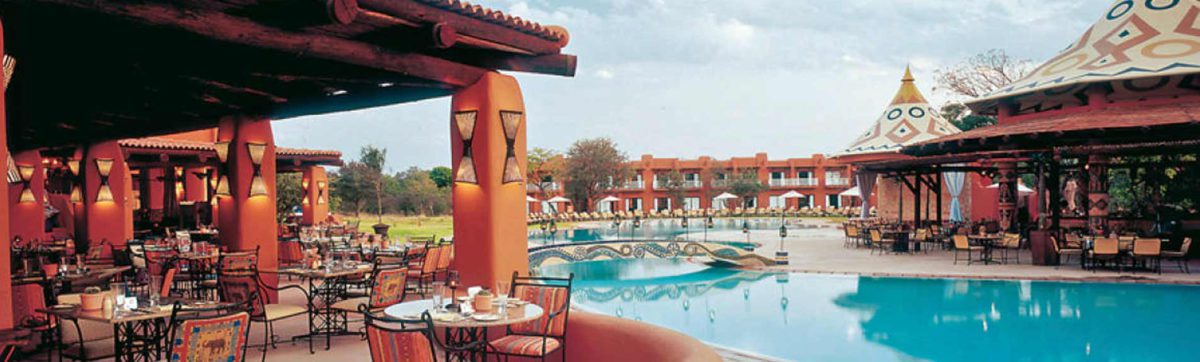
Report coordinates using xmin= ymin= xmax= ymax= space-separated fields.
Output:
xmin=80 ymin=286 xmax=105 ymax=311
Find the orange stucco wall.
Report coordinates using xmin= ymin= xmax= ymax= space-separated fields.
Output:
xmin=84 ymin=141 xmax=135 ymax=247
xmin=0 ymin=20 xmax=13 ymax=329
xmin=301 ymin=166 xmax=329 ymax=225
xmin=216 ymin=116 xmax=279 ymax=293
xmin=183 ymin=167 xmax=209 ymax=202
xmin=450 ymin=72 xmax=529 ymax=288
xmin=9 ymin=150 xmax=46 ymax=242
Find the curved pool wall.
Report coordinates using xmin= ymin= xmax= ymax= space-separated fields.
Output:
xmin=542 ymin=258 xmax=1200 ymax=362
xmin=528 ymin=217 xmax=821 ymax=248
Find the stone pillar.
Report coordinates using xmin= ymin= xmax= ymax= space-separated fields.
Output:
xmin=10 ymin=150 xmax=46 ymax=242
xmin=1086 ymin=155 xmax=1110 ymax=233
xmin=996 ymin=162 xmax=1018 ymax=232
xmin=301 ymin=166 xmax=329 ymax=225
xmin=0 ymin=19 xmax=13 ymax=329
xmin=84 ymin=141 xmax=134 ymax=248
xmin=450 ymin=72 xmax=528 ymax=288
xmin=216 ymin=115 xmax=278 ymax=293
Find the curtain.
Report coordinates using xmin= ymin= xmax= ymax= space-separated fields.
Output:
xmin=855 ymin=171 xmax=876 ymax=219
xmin=944 ymin=165 xmax=966 ymax=222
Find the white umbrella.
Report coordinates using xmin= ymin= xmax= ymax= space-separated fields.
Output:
xmin=839 ymin=186 xmax=861 ymax=197
xmin=526 ymin=195 xmax=538 ymax=202
xmin=598 ymin=195 xmax=620 ymax=203
xmin=547 ymin=196 xmax=571 ymax=203
xmin=713 ymin=192 xmax=738 ymax=200
xmin=986 ymin=181 xmax=1034 ymax=195
xmin=780 ymin=191 xmax=804 ymax=199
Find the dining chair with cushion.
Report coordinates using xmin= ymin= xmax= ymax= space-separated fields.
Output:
xmin=1132 ymin=238 xmax=1162 ymax=273
xmin=362 ymin=311 xmax=437 ymax=362
xmin=333 ymin=267 xmax=409 ymax=315
xmin=1050 ymin=235 xmax=1083 ymax=269
xmin=217 ymin=269 xmax=312 ymax=360
xmin=997 ymin=233 xmax=1022 ymax=264
xmin=843 ymin=225 xmax=859 ymax=248
xmin=407 ymin=247 xmax=441 ymax=297
xmin=1089 ymin=238 xmax=1121 ymax=271
xmin=435 ymin=243 xmax=453 ymax=281
xmin=56 ymin=294 xmax=115 ymax=362
xmin=165 ymin=299 xmax=254 ymax=362
xmin=1161 ymin=237 xmax=1192 ymax=274
xmin=868 ymin=229 xmax=893 ymax=255
xmin=952 ymin=235 xmax=984 ymax=265
xmin=487 ymin=271 xmax=574 ymax=362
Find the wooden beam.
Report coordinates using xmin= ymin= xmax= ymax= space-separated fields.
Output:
xmin=472 ymin=53 xmax=577 ymax=77
xmin=30 ymin=0 xmax=489 ymax=88
xmin=359 ymin=0 xmax=563 ymax=55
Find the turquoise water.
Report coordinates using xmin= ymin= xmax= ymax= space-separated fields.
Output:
xmin=542 ymin=259 xmax=1200 ymax=361
xmin=528 ymin=217 xmax=791 ymax=248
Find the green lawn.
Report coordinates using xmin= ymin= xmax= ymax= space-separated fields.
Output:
xmin=341 ymin=214 xmax=569 ymax=241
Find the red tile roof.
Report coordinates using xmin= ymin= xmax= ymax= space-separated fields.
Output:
xmin=120 ymin=137 xmax=342 ymax=160
xmin=277 ymin=147 xmax=343 ymax=158
xmin=419 ymin=0 xmax=567 ymax=43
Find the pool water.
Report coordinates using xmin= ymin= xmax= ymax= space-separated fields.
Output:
xmin=541 ymin=259 xmax=1200 ymax=361
xmin=528 ymin=217 xmax=796 ymax=248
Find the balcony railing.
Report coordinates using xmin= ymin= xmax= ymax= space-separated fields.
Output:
xmin=768 ymin=178 xmax=818 ymax=187
xmin=526 ymin=182 xmax=561 ymax=192
xmin=711 ymin=179 xmax=730 ymax=188
xmin=826 ymin=177 xmax=851 ymax=186
xmin=683 ymin=180 xmax=702 ymax=189
xmin=621 ymin=181 xmax=644 ymax=190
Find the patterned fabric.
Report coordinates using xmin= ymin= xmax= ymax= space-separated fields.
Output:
xmin=436 ymin=246 xmax=452 ymax=270
xmin=837 ymin=67 xmax=961 ymax=157
xmin=421 ymin=247 xmax=440 ymax=274
xmin=170 ymin=312 xmax=249 ymax=362
xmin=512 ymin=285 xmax=568 ymax=336
xmin=365 ymin=325 xmax=434 ymax=362
xmin=220 ymin=253 xmax=257 ymax=271
xmin=369 ymin=268 xmax=407 ymax=309
xmin=489 ymin=335 xmax=561 ymax=357
xmin=217 ymin=274 xmax=264 ymax=318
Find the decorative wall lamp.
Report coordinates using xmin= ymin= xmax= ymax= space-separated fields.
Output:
xmin=317 ymin=181 xmax=327 ymax=205
xmin=16 ymin=165 xmax=35 ymax=203
xmin=247 ymin=142 xmax=268 ymax=197
xmin=454 ymin=111 xmax=478 ymax=184
xmin=302 ymin=178 xmax=311 ymax=204
xmin=95 ymin=158 xmax=114 ymax=203
xmin=69 ymin=186 xmax=82 ymax=203
xmin=500 ymin=110 xmax=524 ymax=184
xmin=66 ymin=159 xmax=80 ymax=177
xmin=214 ymin=141 xmax=231 ymax=163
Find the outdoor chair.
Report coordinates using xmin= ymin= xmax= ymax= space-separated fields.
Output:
xmin=952 ymin=235 xmax=984 ymax=265
xmin=55 ymin=293 xmax=116 ymax=362
xmin=363 ymin=310 xmax=437 ymax=362
xmin=1050 ymin=235 xmax=1083 ymax=269
xmin=435 ymin=243 xmax=453 ymax=281
xmin=1118 ymin=235 xmax=1136 ymax=252
xmin=165 ymin=298 xmax=254 ymax=362
xmin=1161 ymin=237 xmax=1192 ymax=274
xmin=407 ymin=246 xmax=441 ymax=296
xmin=843 ymin=225 xmax=859 ymax=248
xmin=1132 ymin=238 xmax=1161 ymax=273
xmin=1089 ymin=238 xmax=1121 ymax=271
xmin=868 ymin=229 xmax=893 ymax=255
xmin=217 ymin=267 xmax=312 ymax=360
xmin=487 ymin=271 xmax=574 ymax=362
xmin=997 ymin=233 xmax=1022 ymax=264
xmin=333 ymin=267 xmax=408 ymax=315
xmin=912 ymin=228 xmax=931 ymax=254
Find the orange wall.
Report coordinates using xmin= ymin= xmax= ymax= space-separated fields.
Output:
xmin=183 ymin=167 xmax=209 ymax=202
xmin=450 ymin=72 xmax=529 ymax=288
xmin=84 ymin=141 xmax=134 ymax=247
xmin=9 ymin=150 xmax=46 ymax=241
xmin=301 ymin=166 xmax=329 ymax=225
xmin=0 ymin=20 xmax=12 ymax=329
xmin=216 ymin=116 xmax=279 ymax=294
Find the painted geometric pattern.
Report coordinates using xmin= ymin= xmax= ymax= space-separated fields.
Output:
xmin=971 ymin=0 xmax=1200 ymax=113
xmin=171 ymin=312 xmax=250 ymax=362
xmin=529 ymin=241 xmax=773 ymax=268
xmin=838 ymin=68 xmax=961 ymax=157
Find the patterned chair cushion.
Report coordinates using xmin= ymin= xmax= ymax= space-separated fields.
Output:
xmin=370 ymin=268 xmax=408 ymax=308
xmin=488 ymin=335 xmax=561 ymax=357
xmin=171 ymin=312 xmax=250 ymax=362
xmin=511 ymin=285 xmax=568 ymax=336
xmin=365 ymin=325 xmax=434 ymax=362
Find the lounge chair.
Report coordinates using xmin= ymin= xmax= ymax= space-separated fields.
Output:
xmin=1161 ymin=237 xmax=1192 ymax=274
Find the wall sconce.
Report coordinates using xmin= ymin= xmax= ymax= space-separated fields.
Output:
xmin=69 ymin=185 xmax=82 ymax=203
xmin=214 ymin=175 xmax=232 ymax=198
xmin=95 ymin=158 xmax=114 ymax=203
xmin=214 ymin=141 xmax=230 ymax=163
xmin=17 ymin=165 xmax=35 ymax=203
xmin=500 ymin=110 xmax=524 ymax=184
xmin=454 ymin=111 xmax=478 ymax=184
xmin=317 ymin=181 xmax=327 ymax=205
xmin=66 ymin=159 xmax=80 ymax=176
xmin=247 ymin=142 xmax=268 ymax=197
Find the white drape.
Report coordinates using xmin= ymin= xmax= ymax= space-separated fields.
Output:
xmin=855 ymin=171 xmax=876 ymax=219
xmin=944 ymin=165 xmax=966 ymax=222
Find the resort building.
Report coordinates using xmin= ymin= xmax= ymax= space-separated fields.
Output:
xmin=527 ymin=153 xmax=857 ymax=213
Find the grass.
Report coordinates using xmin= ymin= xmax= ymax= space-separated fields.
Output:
xmin=341 ymin=214 xmax=572 ymax=241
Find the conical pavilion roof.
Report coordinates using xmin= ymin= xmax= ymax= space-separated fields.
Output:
xmin=835 ymin=67 xmax=962 ymax=158
xmin=968 ymin=0 xmax=1200 ymax=114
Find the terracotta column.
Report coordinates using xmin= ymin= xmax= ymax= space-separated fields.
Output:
xmin=0 ymin=19 xmax=13 ymax=329
xmin=148 ymin=168 xmax=165 ymax=211
xmin=216 ymin=115 xmax=279 ymax=292
xmin=996 ymin=162 xmax=1018 ymax=232
xmin=183 ymin=167 xmax=208 ymax=202
xmin=9 ymin=150 xmax=47 ymax=242
xmin=301 ymin=166 xmax=329 ymax=225
xmin=84 ymin=141 xmax=134 ymax=248
xmin=1086 ymin=155 xmax=1110 ymax=233
xmin=450 ymin=72 xmax=528 ymax=288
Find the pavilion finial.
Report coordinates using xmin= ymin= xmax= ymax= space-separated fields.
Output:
xmin=901 ymin=64 xmax=914 ymax=82
xmin=889 ymin=66 xmax=926 ymax=105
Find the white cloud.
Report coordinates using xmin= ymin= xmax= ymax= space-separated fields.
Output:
xmin=594 ymin=69 xmax=615 ymax=79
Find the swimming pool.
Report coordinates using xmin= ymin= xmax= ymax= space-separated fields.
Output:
xmin=541 ymin=259 xmax=1200 ymax=361
xmin=528 ymin=217 xmax=800 ymax=248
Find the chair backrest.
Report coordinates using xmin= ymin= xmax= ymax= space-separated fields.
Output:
xmin=1133 ymin=238 xmax=1161 ymax=256
xmin=167 ymin=300 xmax=253 ymax=362
xmin=1094 ymin=238 xmax=1119 ymax=255
xmin=508 ymin=271 xmax=573 ymax=338
xmin=436 ymin=245 xmax=452 ymax=270
xmin=1181 ymin=237 xmax=1193 ymax=254
xmin=216 ymin=271 xmax=266 ymax=319
xmin=869 ymin=229 xmax=882 ymax=242
xmin=1049 ymin=235 xmax=1061 ymax=253
xmin=914 ymin=229 xmax=928 ymax=241
xmin=363 ymin=311 xmax=436 ymax=362
xmin=369 ymin=268 xmax=408 ymax=309
xmin=952 ymin=235 xmax=969 ymax=250
xmin=1003 ymin=233 xmax=1020 ymax=248
xmin=219 ymin=249 xmax=259 ymax=272
xmin=162 ymin=267 xmax=177 ymax=298
xmin=421 ymin=247 xmax=441 ymax=274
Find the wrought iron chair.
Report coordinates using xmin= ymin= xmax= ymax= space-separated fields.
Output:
xmin=952 ymin=235 xmax=984 ymax=265
xmin=216 ymin=258 xmax=312 ymax=360
xmin=165 ymin=298 xmax=254 ymax=362
xmin=1132 ymin=238 xmax=1162 ymax=273
xmin=362 ymin=310 xmax=437 ymax=362
xmin=333 ymin=266 xmax=409 ymax=315
xmin=1050 ymin=235 xmax=1083 ymax=269
xmin=1161 ymin=237 xmax=1192 ymax=274
xmin=487 ymin=271 xmax=574 ymax=362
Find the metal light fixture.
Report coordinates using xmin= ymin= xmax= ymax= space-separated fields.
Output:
xmin=214 ymin=141 xmax=231 ymax=164
xmin=454 ymin=111 xmax=478 ymax=184
xmin=214 ymin=175 xmax=232 ymax=198
xmin=69 ymin=185 xmax=82 ymax=203
xmin=66 ymin=159 xmax=80 ymax=176
xmin=95 ymin=158 xmax=114 ymax=203
xmin=500 ymin=110 xmax=524 ymax=184
xmin=247 ymin=142 xmax=268 ymax=197
xmin=16 ymin=165 xmax=34 ymax=203
xmin=317 ymin=181 xmax=327 ymax=205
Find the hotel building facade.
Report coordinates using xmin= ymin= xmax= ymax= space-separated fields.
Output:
xmin=528 ymin=153 xmax=856 ymax=213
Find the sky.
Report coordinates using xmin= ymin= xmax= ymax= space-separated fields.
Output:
xmin=273 ymin=0 xmax=1108 ymax=172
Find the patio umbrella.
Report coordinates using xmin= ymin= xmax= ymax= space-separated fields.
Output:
xmin=598 ymin=195 xmax=620 ymax=213
xmin=547 ymin=196 xmax=571 ymax=203
xmin=986 ymin=181 xmax=1034 ymax=195
xmin=525 ymin=195 xmax=538 ymax=202
xmin=713 ymin=192 xmax=738 ymax=211
xmin=779 ymin=191 xmax=804 ymax=220
xmin=839 ymin=186 xmax=861 ymax=197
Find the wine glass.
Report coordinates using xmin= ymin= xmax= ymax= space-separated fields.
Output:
xmin=431 ymin=282 xmax=446 ymax=313
xmin=495 ymin=281 xmax=511 ymax=314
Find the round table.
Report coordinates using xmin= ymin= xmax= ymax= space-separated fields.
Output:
xmin=384 ymin=299 xmax=544 ymax=361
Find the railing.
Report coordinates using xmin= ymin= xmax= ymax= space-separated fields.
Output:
xmin=683 ymin=180 xmax=702 ymax=189
xmin=826 ymin=177 xmax=851 ymax=186
xmin=711 ymin=179 xmax=730 ymax=188
xmin=526 ymin=182 xmax=561 ymax=192
xmin=768 ymin=178 xmax=818 ymax=187
xmin=621 ymin=181 xmax=645 ymax=190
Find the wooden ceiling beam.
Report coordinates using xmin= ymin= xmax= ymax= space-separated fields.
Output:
xmin=358 ymin=0 xmax=562 ymax=55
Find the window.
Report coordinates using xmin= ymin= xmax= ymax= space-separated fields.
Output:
xmin=716 ymin=173 xmax=727 ymax=180
xmin=683 ymin=197 xmax=700 ymax=210
xmin=827 ymin=170 xmax=842 ymax=179
xmin=768 ymin=196 xmax=783 ymax=208
xmin=798 ymin=196 xmax=811 ymax=209
xmin=797 ymin=171 xmax=812 ymax=179
xmin=598 ymin=200 xmax=613 ymax=213
xmin=770 ymin=171 xmax=785 ymax=180
xmin=827 ymin=195 xmax=841 ymax=208
xmin=685 ymin=173 xmax=698 ymax=181
xmin=627 ymin=198 xmax=642 ymax=211
xmin=743 ymin=197 xmax=757 ymax=208
xmin=655 ymin=197 xmax=671 ymax=211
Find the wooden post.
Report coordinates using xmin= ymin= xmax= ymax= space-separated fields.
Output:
xmin=996 ymin=162 xmax=1018 ymax=233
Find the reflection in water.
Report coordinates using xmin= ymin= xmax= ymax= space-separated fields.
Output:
xmin=545 ymin=259 xmax=1200 ymax=361
xmin=529 ymin=218 xmax=807 ymax=246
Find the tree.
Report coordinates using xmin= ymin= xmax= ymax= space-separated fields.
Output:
xmin=395 ymin=167 xmax=448 ymax=225
xmin=429 ymin=166 xmax=453 ymax=188
xmin=329 ymin=162 xmax=374 ymax=217
xmin=526 ymin=147 xmax=565 ymax=210
xmin=728 ymin=170 xmax=766 ymax=208
xmin=934 ymin=49 xmax=1032 ymax=99
xmin=563 ymin=138 xmax=629 ymax=212
xmin=275 ymin=173 xmax=303 ymax=221
xmin=940 ymin=103 xmax=998 ymax=131
xmin=661 ymin=170 xmax=687 ymax=210
xmin=360 ymin=145 xmax=388 ymax=225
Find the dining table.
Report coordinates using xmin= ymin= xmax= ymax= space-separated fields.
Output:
xmin=384 ymin=298 xmax=545 ymax=362
xmin=260 ymin=262 xmax=375 ymax=351
xmin=968 ymin=234 xmax=1003 ymax=264
xmin=39 ymin=297 xmax=228 ymax=362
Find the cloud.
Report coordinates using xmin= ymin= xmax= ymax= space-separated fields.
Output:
xmin=594 ymin=69 xmax=615 ymax=79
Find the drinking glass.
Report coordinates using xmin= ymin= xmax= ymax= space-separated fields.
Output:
xmin=495 ymin=281 xmax=511 ymax=314
xmin=431 ymin=282 xmax=447 ymax=312
xmin=147 ymin=275 xmax=162 ymax=307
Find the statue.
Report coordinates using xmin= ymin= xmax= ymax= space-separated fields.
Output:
xmin=1063 ymin=177 xmax=1079 ymax=215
